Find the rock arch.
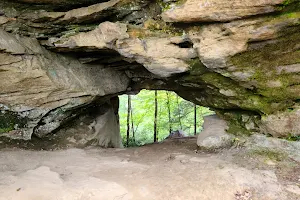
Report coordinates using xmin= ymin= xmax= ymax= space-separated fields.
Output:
xmin=0 ymin=0 xmax=300 ymax=147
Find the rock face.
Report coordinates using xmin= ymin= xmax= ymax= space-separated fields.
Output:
xmin=87 ymin=104 xmax=123 ymax=148
xmin=260 ymin=107 xmax=300 ymax=138
xmin=161 ymin=0 xmax=285 ymax=22
xmin=47 ymin=21 xmax=197 ymax=77
xmin=0 ymin=0 xmax=300 ymax=146
xmin=0 ymin=27 xmax=129 ymax=142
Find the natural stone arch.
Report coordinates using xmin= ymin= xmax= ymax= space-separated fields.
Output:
xmin=0 ymin=0 xmax=300 ymax=148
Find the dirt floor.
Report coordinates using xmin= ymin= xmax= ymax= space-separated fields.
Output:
xmin=0 ymin=137 xmax=299 ymax=200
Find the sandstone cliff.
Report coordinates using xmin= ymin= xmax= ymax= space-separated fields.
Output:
xmin=0 ymin=0 xmax=299 ymax=147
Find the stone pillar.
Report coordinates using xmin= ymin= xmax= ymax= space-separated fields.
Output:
xmin=91 ymin=98 xmax=123 ymax=148
xmin=197 ymin=114 xmax=232 ymax=149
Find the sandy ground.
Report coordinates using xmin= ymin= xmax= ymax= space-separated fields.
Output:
xmin=0 ymin=137 xmax=299 ymax=200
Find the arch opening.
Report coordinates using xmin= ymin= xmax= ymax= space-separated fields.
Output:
xmin=119 ymin=90 xmax=214 ymax=147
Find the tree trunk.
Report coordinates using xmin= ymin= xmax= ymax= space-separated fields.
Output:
xmin=126 ymin=95 xmax=131 ymax=147
xmin=166 ymin=91 xmax=172 ymax=134
xmin=130 ymin=103 xmax=135 ymax=142
xmin=194 ymin=104 xmax=197 ymax=135
xmin=154 ymin=91 xmax=158 ymax=142
xmin=176 ymin=95 xmax=182 ymax=130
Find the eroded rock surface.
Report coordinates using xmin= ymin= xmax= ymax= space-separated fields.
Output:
xmin=0 ymin=28 xmax=129 ymax=142
xmin=197 ymin=115 xmax=232 ymax=149
xmin=0 ymin=0 xmax=300 ymax=146
xmin=47 ymin=21 xmax=197 ymax=77
xmin=161 ymin=0 xmax=285 ymax=22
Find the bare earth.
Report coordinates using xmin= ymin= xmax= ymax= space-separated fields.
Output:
xmin=0 ymin=137 xmax=299 ymax=200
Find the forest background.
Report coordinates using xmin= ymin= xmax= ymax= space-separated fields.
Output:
xmin=119 ymin=90 xmax=214 ymax=147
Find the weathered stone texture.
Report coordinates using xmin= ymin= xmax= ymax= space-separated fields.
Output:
xmin=0 ymin=0 xmax=300 ymax=146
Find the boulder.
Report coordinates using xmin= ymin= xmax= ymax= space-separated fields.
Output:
xmin=260 ymin=107 xmax=300 ymax=137
xmin=166 ymin=130 xmax=187 ymax=139
xmin=197 ymin=115 xmax=233 ymax=149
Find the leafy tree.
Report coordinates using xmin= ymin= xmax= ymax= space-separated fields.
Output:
xmin=119 ymin=90 xmax=214 ymax=147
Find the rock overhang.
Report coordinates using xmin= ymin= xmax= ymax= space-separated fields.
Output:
xmin=0 ymin=0 xmax=300 ymax=145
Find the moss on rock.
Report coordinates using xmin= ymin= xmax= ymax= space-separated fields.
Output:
xmin=158 ymin=0 xmax=186 ymax=12
xmin=276 ymin=0 xmax=300 ymax=13
xmin=127 ymin=19 xmax=184 ymax=38
xmin=230 ymin=23 xmax=300 ymax=102
xmin=187 ymin=58 xmax=207 ymax=75
xmin=216 ymin=110 xmax=261 ymax=136
xmin=0 ymin=111 xmax=27 ymax=134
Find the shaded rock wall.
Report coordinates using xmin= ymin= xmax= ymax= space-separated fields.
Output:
xmin=0 ymin=0 xmax=300 ymax=146
xmin=0 ymin=27 xmax=129 ymax=141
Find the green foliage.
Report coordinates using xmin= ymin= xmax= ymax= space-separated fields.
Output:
xmin=119 ymin=90 xmax=214 ymax=147
xmin=122 ymin=137 xmax=139 ymax=148
xmin=286 ymin=134 xmax=300 ymax=141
